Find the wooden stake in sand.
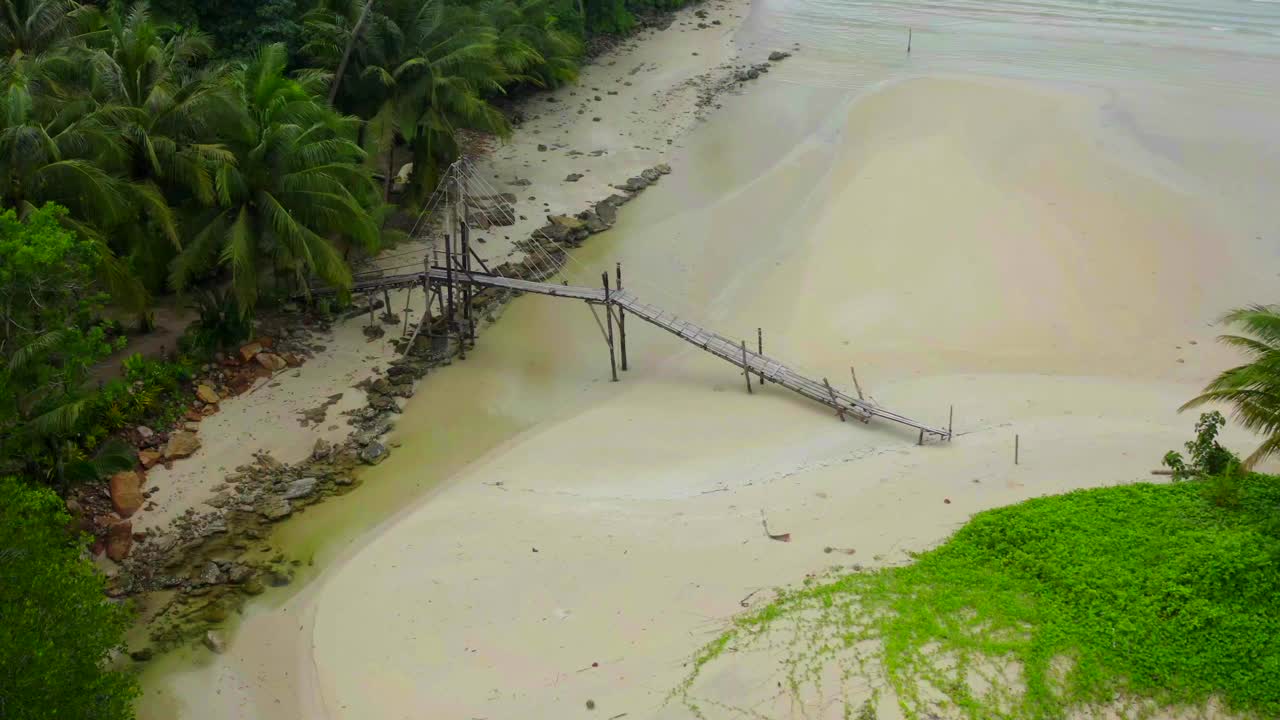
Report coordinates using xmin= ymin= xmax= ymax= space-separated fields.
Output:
xmin=757 ymin=328 xmax=766 ymax=384
xmin=849 ymin=365 xmax=865 ymax=400
xmin=908 ymin=28 xmax=913 ymax=53
xmin=1015 ymin=434 xmax=1020 ymax=465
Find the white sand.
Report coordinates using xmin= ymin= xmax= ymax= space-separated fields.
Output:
xmin=138 ymin=68 xmax=1279 ymax=720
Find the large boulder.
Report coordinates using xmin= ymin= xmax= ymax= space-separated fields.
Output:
xmin=105 ymin=520 xmax=133 ymax=561
xmin=255 ymin=352 xmax=287 ymax=371
xmin=109 ymin=471 xmax=144 ymax=518
xmin=195 ymin=384 xmax=220 ymax=404
xmin=164 ymin=431 xmax=201 ymax=459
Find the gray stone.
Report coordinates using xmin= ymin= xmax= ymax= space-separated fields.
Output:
xmin=654 ymin=163 xmax=672 ymax=175
xmin=579 ymin=210 xmax=609 ymax=234
xmin=203 ymin=630 xmax=226 ymax=654
xmin=368 ymin=394 xmax=398 ymax=413
xmin=595 ymin=201 xmax=618 ymax=225
xmin=227 ymin=564 xmax=255 ymax=584
xmin=283 ymin=477 xmax=318 ymax=500
xmin=195 ymin=561 xmax=225 ymax=586
xmin=259 ymin=497 xmax=293 ymax=521
xmin=641 ymin=168 xmax=661 ymax=183
xmin=360 ymin=441 xmax=389 ymax=465
xmin=565 ymin=173 xmax=584 ymax=182
xmin=768 ymin=50 xmax=792 ymax=61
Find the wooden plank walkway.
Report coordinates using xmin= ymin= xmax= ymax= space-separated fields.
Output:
xmin=318 ymin=268 xmax=950 ymax=440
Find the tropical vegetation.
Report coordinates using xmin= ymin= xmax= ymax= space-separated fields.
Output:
xmin=0 ymin=476 xmax=139 ymax=719
xmin=678 ymin=427 xmax=1280 ymax=719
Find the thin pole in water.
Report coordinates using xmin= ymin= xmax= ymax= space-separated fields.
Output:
xmin=742 ymin=341 xmax=753 ymax=394
xmin=1015 ymin=434 xmax=1020 ymax=465
xmin=908 ymin=28 xmax=913 ymax=53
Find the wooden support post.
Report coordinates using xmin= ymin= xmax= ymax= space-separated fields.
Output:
xmin=402 ymin=284 xmax=413 ymax=336
xmin=616 ymin=263 xmax=628 ymax=371
xmin=602 ymin=272 xmax=618 ymax=382
xmin=382 ymin=288 xmax=391 ymax=321
xmin=823 ymin=378 xmax=845 ymax=421
xmin=1015 ymin=434 xmax=1020 ymax=465
xmin=741 ymin=340 xmax=752 ymax=395
xmin=366 ymin=292 xmax=374 ymax=328
xmin=918 ymin=429 xmax=924 ymax=446
xmin=756 ymin=328 xmax=765 ymax=384
xmin=849 ymin=365 xmax=865 ymax=400
xmin=908 ymin=28 xmax=912 ymax=53
xmin=948 ymin=405 xmax=953 ymax=441
xmin=461 ymin=221 xmax=475 ymax=347
xmin=422 ymin=258 xmax=433 ymax=338
xmin=444 ymin=233 xmax=455 ymax=328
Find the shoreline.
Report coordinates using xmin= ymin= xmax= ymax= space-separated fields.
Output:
xmin=127 ymin=0 xmax=770 ymax=706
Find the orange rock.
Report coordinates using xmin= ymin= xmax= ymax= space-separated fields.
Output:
xmin=109 ymin=471 xmax=144 ymax=518
xmin=255 ymin=352 xmax=287 ymax=372
xmin=238 ymin=342 xmax=262 ymax=362
xmin=195 ymin=384 xmax=220 ymax=404
xmin=139 ymin=450 xmax=162 ymax=469
xmin=106 ymin=520 xmax=133 ymax=561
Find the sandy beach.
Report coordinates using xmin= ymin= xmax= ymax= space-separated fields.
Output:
xmin=136 ymin=0 xmax=1280 ymax=717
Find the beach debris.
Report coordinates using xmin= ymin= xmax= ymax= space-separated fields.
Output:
xmin=586 ymin=699 xmax=596 ymax=710
xmin=760 ymin=511 xmax=791 ymax=542
xmin=739 ymin=589 xmax=763 ymax=607
xmin=823 ymin=546 xmax=856 ymax=555
xmin=944 ymin=498 xmax=952 ymax=504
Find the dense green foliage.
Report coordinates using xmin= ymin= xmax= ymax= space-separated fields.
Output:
xmin=679 ymin=475 xmax=1280 ymax=719
xmin=1183 ymin=305 xmax=1280 ymax=469
xmin=0 ymin=205 xmax=125 ymax=485
xmin=0 ymin=476 xmax=138 ymax=719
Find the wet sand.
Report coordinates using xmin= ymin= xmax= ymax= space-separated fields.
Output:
xmin=137 ymin=1 xmax=1280 ymax=717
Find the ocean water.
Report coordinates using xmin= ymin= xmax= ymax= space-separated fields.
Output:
xmin=746 ymin=0 xmax=1280 ymax=96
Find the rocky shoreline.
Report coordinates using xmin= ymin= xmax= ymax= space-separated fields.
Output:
xmin=108 ymin=42 xmax=795 ymax=662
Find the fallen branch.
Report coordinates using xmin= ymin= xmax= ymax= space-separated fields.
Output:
xmin=760 ymin=510 xmax=791 ymax=542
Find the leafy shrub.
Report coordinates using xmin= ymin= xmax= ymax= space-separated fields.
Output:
xmin=1163 ymin=411 xmax=1238 ymax=480
xmin=181 ymin=288 xmax=253 ymax=355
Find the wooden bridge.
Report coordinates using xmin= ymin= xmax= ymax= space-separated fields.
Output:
xmin=329 ymin=263 xmax=953 ymax=442
xmin=313 ymin=158 xmax=951 ymax=443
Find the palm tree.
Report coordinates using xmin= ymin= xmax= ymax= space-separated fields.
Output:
xmin=89 ymin=2 xmax=239 ymax=288
xmin=304 ymin=0 xmax=510 ymax=202
xmin=474 ymin=0 xmax=581 ymax=91
xmin=1182 ymin=305 xmax=1280 ymax=468
xmin=0 ymin=0 xmax=96 ymax=60
xmin=170 ymin=42 xmax=380 ymax=311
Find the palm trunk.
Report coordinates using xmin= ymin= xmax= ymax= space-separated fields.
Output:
xmin=328 ymin=0 xmax=374 ymax=107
